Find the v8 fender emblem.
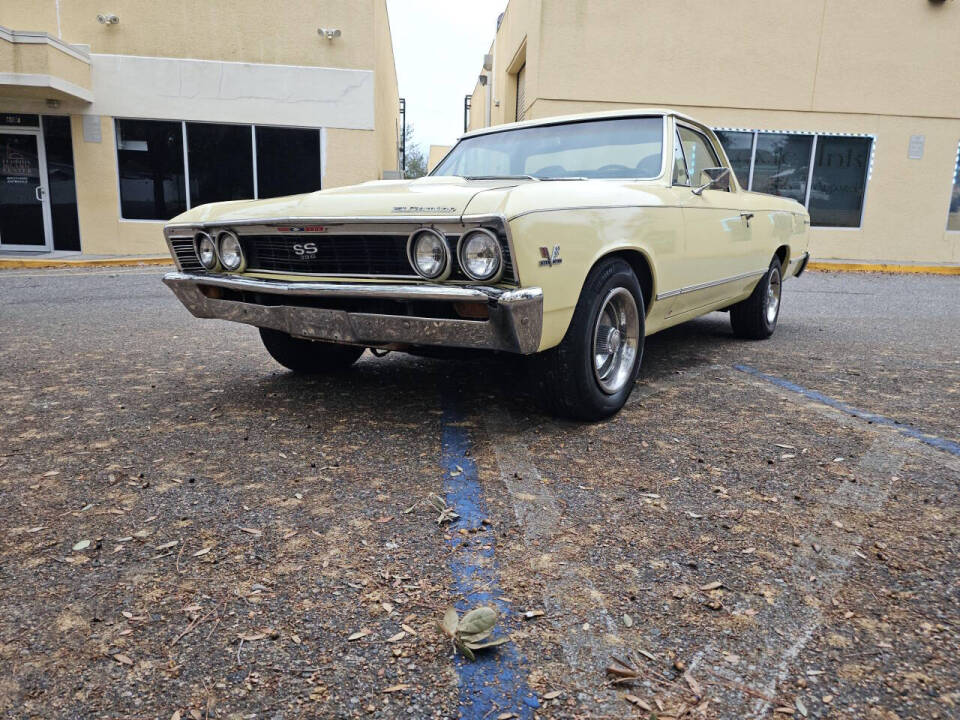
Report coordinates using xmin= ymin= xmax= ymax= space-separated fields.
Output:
xmin=538 ymin=245 xmax=563 ymax=267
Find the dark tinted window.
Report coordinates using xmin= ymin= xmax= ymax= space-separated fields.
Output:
xmin=186 ymin=123 xmax=253 ymax=206
xmin=255 ymin=126 xmax=321 ymax=198
xmin=950 ymin=146 xmax=960 ymax=232
xmin=808 ymin=136 xmax=872 ymax=228
xmin=715 ymin=130 xmax=754 ymax=190
xmin=116 ymin=119 xmax=186 ymax=220
xmin=42 ymin=116 xmax=81 ymax=251
xmin=751 ymin=133 xmax=813 ymax=204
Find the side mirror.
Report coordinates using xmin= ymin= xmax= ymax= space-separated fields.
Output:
xmin=692 ymin=167 xmax=731 ymax=195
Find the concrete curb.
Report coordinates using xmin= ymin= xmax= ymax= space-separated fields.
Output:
xmin=0 ymin=256 xmax=172 ymax=270
xmin=808 ymin=261 xmax=960 ymax=275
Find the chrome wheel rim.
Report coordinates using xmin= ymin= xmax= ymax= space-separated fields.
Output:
xmin=592 ymin=287 xmax=640 ymax=394
xmin=765 ymin=267 xmax=782 ymax=325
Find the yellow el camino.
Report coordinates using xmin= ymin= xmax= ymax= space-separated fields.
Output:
xmin=162 ymin=109 xmax=810 ymax=420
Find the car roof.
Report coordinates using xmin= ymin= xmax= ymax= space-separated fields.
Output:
xmin=459 ymin=108 xmax=705 ymax=140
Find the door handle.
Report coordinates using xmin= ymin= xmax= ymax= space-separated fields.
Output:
xmin=34 ymin=185 xmax=45 ymax=202
xmin=740 ymin=212 xmax=754 ymax=228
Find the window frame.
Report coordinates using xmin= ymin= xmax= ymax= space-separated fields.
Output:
xmin=114 ymin=118 xmax=323 ymax=222
xmin=674 ymin=122 xmax=727 ymax=191
xmin=947 ymin=141 xmax=960 ymax=233
xmin=713 ymin=126 xmax=876 ymax=229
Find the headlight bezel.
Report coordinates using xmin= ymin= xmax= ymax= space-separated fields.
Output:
xmin=194 ymin=231 xmax=220 ymax=271
xmin=407 ymin=227 xmax=452 ymax=280
xmin=216 ymin=230 xmax=246 ymax=272
xmin=457 ymin=227 xmax=504 ymax=282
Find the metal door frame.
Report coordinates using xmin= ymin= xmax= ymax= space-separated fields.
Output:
xmin=0 ymin=125 xmax=54 ymax=252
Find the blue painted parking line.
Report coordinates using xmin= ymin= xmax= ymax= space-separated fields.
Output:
xmin=441 ymin=392 xmax=538 ymax=719
xmin=734 ymin=364 xmax=960 ymax=458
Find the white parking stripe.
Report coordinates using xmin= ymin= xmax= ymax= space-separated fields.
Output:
xmin=483 ymin=408 xmax=624 ymax=711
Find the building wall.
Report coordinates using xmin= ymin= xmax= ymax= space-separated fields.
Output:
xmin=465 ymin=0 xmax=960 ymax=264
xmin=427 ymin=144 xmax=452 ymax=172
xmin=0 ymin=0 xmax=400 ymax=256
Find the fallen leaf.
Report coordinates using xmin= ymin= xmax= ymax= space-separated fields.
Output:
xmin=683 ymin=671 xmax=703 ymax=698
xmin=625 ymin=695 xmax=652 ymax=711
xmin=441 ymin=608 xmax=458 ymax=638
xmin=523 ymin=609 xmax=545 ymax=620
xmin=155 ymin=540 xmax=178 ymax=551
xmin=622 ymin=613 xmax=633 ymax=627
xmin=542 ymin=691 xmax=562 ymax=700
xmin=387 ymin=631 xmax=406 ymax=643
xmin=240 ymin=527 xmax=262 ymax=536
xmin=496 ymin=713 xmax=517 ymax=720
xmin=192 ymin=547 xmax=212 ymax=557
xmin=113 ymin=653 xmax=133 ymax=666
xmin=72 ymin=539 xmax=91 ymax=551
xmin=699 ymin=581 xmax=723 ymax=591
xmin=348 ymin=629 xmax=372 ymax=641
xmin=464 ymin=637 xmax=510 ymax=650
xmin=383 ymin=684 xmax=410 ymax=693
xmin=458 ymin=606 xmax=497 ymax=635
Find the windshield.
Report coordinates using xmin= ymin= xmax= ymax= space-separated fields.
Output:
xmin=432 ymin=116 xmax=664 ymax=180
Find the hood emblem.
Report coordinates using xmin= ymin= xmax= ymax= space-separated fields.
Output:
xmin=539 ymin=245 xmax=563 ymax=267
xmin=392 ymin=206 xmax=457 ymax=214
xmin=277 ymin=226 xmax=327 ymax=233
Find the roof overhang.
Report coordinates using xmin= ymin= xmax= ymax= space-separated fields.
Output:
xmin=0 ymin=25 xmax=93 ymax=103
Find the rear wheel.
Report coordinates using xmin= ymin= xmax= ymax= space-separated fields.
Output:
xmin=259 ymin=328 xmax=364 ymax=373
xmin=730 ymin=256 xmax=782 ymax=339
xmin=529 ymin=257 xmax=644 ymax=421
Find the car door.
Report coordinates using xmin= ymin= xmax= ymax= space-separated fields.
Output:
xmin=668 ymin=122 xmax=753 ymax=317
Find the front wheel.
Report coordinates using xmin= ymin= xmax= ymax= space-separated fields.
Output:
xmin=259 ymin=328 xmax=364 ymax=373
xmin=528 ymin=257 xmax=645 ymax=421
xmin=730 ymin=257 xmax=782 ymax=340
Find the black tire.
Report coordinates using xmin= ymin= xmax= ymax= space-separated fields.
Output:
xmin=259 ymin=328 xmax=364 ymax=373
xmin=730 ymin=256 xmax=782 ymax=340
xmin=528 ymin=257 xmax=645 ymax=421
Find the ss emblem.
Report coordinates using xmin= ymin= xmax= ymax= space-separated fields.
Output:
xmin=292 ymin=242 xmax=318 ymax=256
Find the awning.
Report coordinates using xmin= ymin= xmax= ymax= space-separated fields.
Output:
xmin=0 ymin=25 xmax=93 ymax=103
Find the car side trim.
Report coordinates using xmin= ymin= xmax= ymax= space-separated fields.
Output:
xmin=655 ymin=269 xmax=767 ymax=301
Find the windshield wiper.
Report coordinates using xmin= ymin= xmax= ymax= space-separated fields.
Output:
xmin=538 ymin=176 xmax=588 ymax=181
xmin=463 ymin=175 xmax=539 ymax=181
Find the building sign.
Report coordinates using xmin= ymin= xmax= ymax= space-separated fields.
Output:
xmin=82 ymin=115 xmax=102 ymax=143
xmin=1 ymin=114 xmax=40 ymax=128
xmin=908 ymin=134 xmax=925 ymax=160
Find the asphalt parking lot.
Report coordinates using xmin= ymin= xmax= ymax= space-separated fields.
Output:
xmin=1 ymin=267 xmax=958 ymax=720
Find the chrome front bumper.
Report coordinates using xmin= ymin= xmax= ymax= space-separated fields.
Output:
xmin=162 ymin=272 xmax=544 ymax=354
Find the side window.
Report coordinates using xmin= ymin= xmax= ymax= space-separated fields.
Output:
xmin=678 ymin=126 xmax=722 ymax=189
xmin=672 ymin=129 xmax=689 ymax=185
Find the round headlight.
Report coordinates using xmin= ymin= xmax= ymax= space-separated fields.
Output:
xmin=458 ymin=228 xmax=503 ymax=282
xmin=217 ymin=230 xmax=245 ymax=272
xmin=195 ymin=231 xmax=219 ymax=270
xmin=407 ymin=228 xmax=450 ymax=279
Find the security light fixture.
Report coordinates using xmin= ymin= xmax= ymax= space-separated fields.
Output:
xmin=97 ymin=13 xmax=119 ymax=25
xmin=318 ymin=27 xmax=341 ymax=40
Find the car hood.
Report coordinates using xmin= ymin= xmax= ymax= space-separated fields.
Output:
xmin=167 ymin=176 xmax=529 ymax=225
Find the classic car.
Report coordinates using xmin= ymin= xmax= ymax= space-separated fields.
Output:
xmin=162 ymin=109 xmax=810 ymax=420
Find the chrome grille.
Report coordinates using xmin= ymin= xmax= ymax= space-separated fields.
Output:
xmin=243 ymin=234 xmax=413 ymax=277
xmin=170 ymin=238 xmax=204 ymax=273
xmin=241 ymin=232 xmax=517 ymax=283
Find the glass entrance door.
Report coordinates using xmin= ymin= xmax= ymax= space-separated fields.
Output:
xmin=0 ymin=130 xmax=53 ymax=251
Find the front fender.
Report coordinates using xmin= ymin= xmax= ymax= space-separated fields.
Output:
xmin=509 ymin=206 xmax=682 ymax=351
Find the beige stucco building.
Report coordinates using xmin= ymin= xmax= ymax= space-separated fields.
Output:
xmin=0 ymin=0 xmax=399 ymax=256
xmin=466 ymin=0 xmax=960 ymax=265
